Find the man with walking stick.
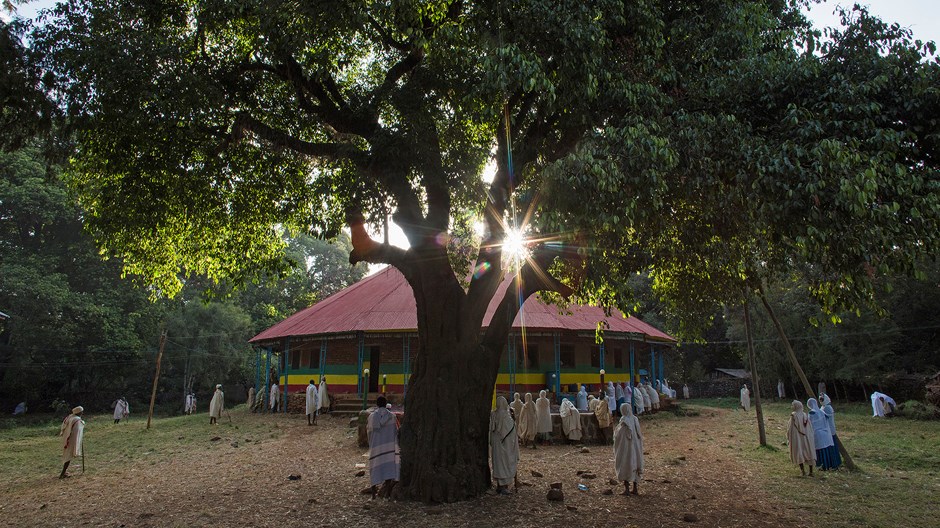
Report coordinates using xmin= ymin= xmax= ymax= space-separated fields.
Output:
xmin=59 ymin=406 xmax=85 ymax=479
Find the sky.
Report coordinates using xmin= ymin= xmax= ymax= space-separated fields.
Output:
xmin=5 ymin=0 xmax=938 ymax=252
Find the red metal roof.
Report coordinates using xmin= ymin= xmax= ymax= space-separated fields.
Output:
xmin=250 ymin=266 xmax=674 ymax=344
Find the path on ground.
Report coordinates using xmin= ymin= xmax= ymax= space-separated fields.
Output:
xmin=2 ymin=407 xmax=808 ymax=528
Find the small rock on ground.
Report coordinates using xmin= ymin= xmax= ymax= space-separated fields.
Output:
xmin=683 ymin=513 xmax=699 ymax=522
xmin=546 ymin=489 xmax=564 ymax=502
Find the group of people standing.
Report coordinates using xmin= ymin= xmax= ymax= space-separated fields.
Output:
xmin=490 ymin=393 xmax=646 ymax=496
xmin=786 ymin=394 xmax=842 ymax=475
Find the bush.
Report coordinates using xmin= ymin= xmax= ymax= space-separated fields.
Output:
xmin=896 ymin=400 xmax=940 ymax=420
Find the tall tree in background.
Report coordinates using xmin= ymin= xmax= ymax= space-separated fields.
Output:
xmin=34 ymin=1 xmax=939 ymax=501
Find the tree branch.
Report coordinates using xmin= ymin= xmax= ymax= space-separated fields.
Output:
xmin=229 ymin=113 xmax=367 ymax=165
xmin=346 ymin=208 xmax=409 ymax=268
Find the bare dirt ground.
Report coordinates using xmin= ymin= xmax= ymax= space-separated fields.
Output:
xmin=2 ymin=407 xmax=810 ymax=528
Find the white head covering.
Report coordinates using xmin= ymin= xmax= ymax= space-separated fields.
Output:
xmin=559 ymin=398 xmax=576 ymax=418
xmin=620 ymin=402 xmax=634 ymax=420
xmin=538 ymin=389 xmax=547 ymax=399
xmin=821 ymin=394 xmax=831 ymax=407
xmin=524 ymin=392 xmax=533 ymax=403
xmin=490 ymin=396 xmax=514 ymax=438
xmin=807 ymin=398 xmax=821 ymax=413
xmin=513 ymin=392 xmax=521 ymax=403
xmin=71 ymin=406 xmax=84 ymax=415
xmin=216 ymin=384 xmax=222 ymax=389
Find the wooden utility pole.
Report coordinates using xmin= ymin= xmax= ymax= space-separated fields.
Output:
xmin=743 ymin=295 xmax=767 ymax=446
xmin=758 ymin=286 xmax=857 ymax=470
xmin=146 ymin=330 xmax=168 ymax=430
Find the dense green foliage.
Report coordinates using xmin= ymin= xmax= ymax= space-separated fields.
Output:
xmin=0 ymin=149 xmax=366 ymax=412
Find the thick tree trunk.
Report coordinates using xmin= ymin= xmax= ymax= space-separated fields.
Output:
xmin=742 ymin=296 xmax=767 ymax=446
xmin=758 ymin=288 xmax=857 ymax=470
xmin=396 ymin=263 xmax=501 ymax=503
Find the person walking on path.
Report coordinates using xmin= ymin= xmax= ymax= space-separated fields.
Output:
xmin=59 ymin=406 xmax=85 ymax=479
xmin=209 ymin=385 xmax=224 ymax=425
xmin=112 ymin=397 xmax=129 ymax=424
xmin=613 ymin=402 xmax=643 ymax=495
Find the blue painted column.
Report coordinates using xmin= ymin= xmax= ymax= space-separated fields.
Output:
xmin=264 ymin=347 xmax=271 ymax=411
xmin=629 ymin=341 xmax=636 ymax=414
xmin=254 ymin=348 xmax=261 ymax=401
xmin=599 ymin=342 xmax=606 ymax=381
xmin=319 ymin=339 xmax=327 ymax=380
xmin=356 ymin=332 xmax=365 ymax=398
xmin=650 ymin=346 xmax=655 ymax=387
xmin=403 ymin=334 xmax=411 ymax=399
xmin=659 ymin=350 xmax=665 ymax=389
xmin=553 ymin=333 xmax=561 ymax=394
xmin=283 ymin=337 xmax=290 ymax=414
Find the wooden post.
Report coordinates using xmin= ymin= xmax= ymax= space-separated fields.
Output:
xmin=743 ymin=296 xmax=767 ymax=446
xmin=146 ymin=330 xmax=167 ymax=430
xmin=758 ymin=285 xmax=857 ymax=470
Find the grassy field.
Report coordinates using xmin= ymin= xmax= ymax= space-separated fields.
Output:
xmin=687 ymin=398 xmax=940 ymax=528
xmin=0 ymin=405 xmax=277 ymax=492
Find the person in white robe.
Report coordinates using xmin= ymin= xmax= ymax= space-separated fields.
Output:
xmin=777 ymin=379 xmax=785 ymax=399
xmin=786 ymin=400 xmax=815 ymax=476
xmin=606 ymin=382 xmax=617 ymax=414
xmin=489 ymin=396 xmax=519 ymax=494
xmin=209 ymin=384 xmax=224 ymax=425
xmin=558 ymin=398 xmax=582 ymax=443
xmin=318 ymin=377 xmax=330 ymax=413
xmin=269 ymin=383 xmax=280 ymax=413
xmin=367 ymin=396 xmax=400 ymax=499
xmin=305 ymin=379 xmax=319 ymax=425
xmin=112 ymin=397 xmax=129 ymax=424
xmin=740 ymin=385 xmax=751 ymax=412
xmin=621 ymin=383 xmax=632 ymax=408
xmin=614 ymin=382 xmax=625 ymax=406
xmin=646 ymin=383 xmax=660 ymax=410
xmin=632 ymin=385 xmax=645 ymax=415
xmin=870 ymin=391 xmax=896 ymax=417
xmin=518 ymin=393 xmax=537 ymax=447
xmin=59 ymin=406 xmax=85 ymax=478
xmin=682 ymin=384 xmax=690 ymax=399
xmin=640 ymin=383 xmax=654 ymax=412
xmin=594 ymin=394 xmax=613 ymax=444
xmin=587 ymin=394 xmax=598 ymax=412
xmin=509 ymin=392 xmax=524 ymax=421
xmin=613 ymin=402 xmax=643 ymax=495
xmin=535 ymin=390 xmax=553 ymax=444
xmin=245 ymin=388 xmax=254 ymax=413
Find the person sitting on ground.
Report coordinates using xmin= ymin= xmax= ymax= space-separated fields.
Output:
xmin=614 ymin=402 xmax=643 ymax=495
xmin=112 ymin=396 xmax=129 ymax=424
xmin=807 ymin=398 xmax=834 ymax=470
xmin=209 ymin=384 xmax=224 ymax=425
xmin=786 ymin=400 xmax=815 ymax=476
xmin=559 ymin=398 xmax=582 ymax=443
xmin=367 ymin=396 xmax=400 ymax=499
xmin=305 ymin=379 xmax=319 ymax=425
xmin=594 ymin=393 xmax=613 ymax=444
xmin=510 ymin=392 xmax=524 ymax=422
xmin=870 ymin=391 xmax=896 ymax=417
xmin=489 ymin=396 xmax=519 ymax=495
xmin=59 ymin=406 xmax=85 ymax=479
xmin=535 ymin=390 xmax=553 ymax=445
xmin=518 ymin=393 xmax=537 ymax=448
xmin=646 ymin=382 xmax=660 ymax=410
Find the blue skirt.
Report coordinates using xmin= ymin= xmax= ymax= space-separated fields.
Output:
xmin=829 ymin=435 xmax=843 ymax=469
xmin=816 ymin=443 xmax=841 ymax=470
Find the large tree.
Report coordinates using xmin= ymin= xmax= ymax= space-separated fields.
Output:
xmin=33 ymin=0 xmax=939 ymax=501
